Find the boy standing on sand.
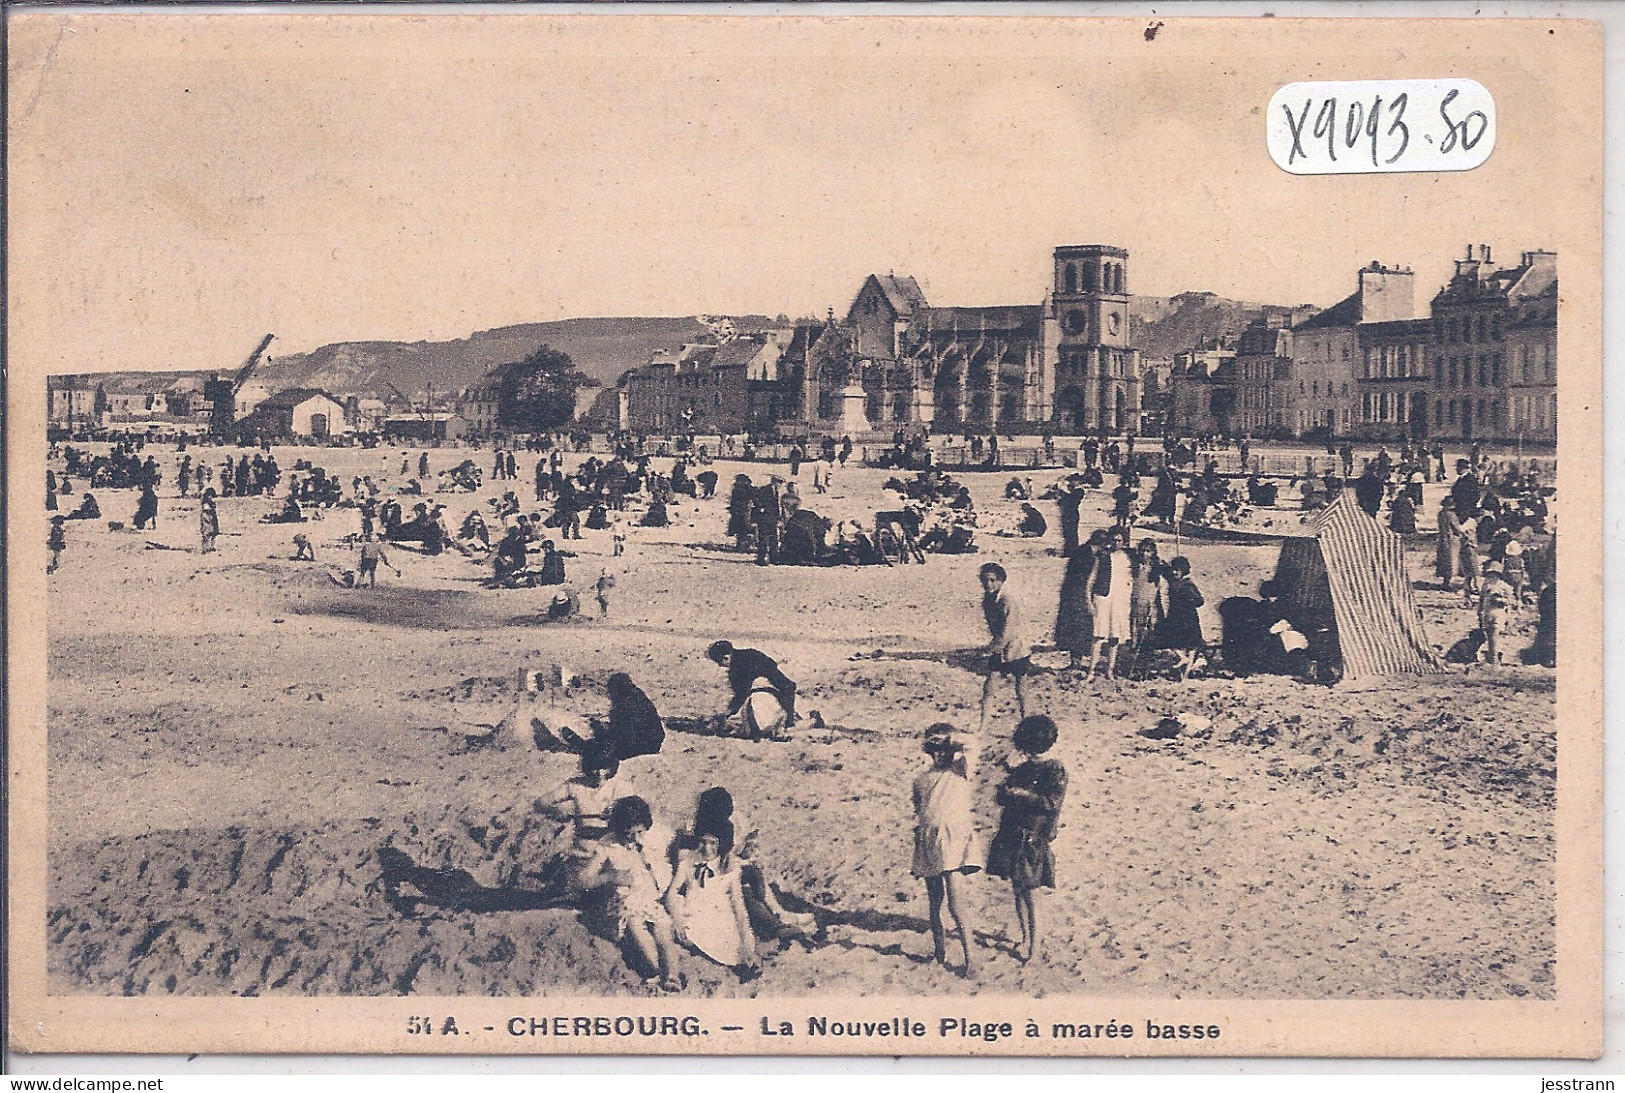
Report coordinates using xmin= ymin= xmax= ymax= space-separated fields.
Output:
xmin=48 ymin=515 xmax=67 ymax=573
xmin=357 ymin=535 xmax=398 ymax=588
xmin=979 ymin=562 xmax=1030 ymax=732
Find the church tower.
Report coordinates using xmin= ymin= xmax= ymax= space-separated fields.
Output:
xmin=1050 ymin=244 xmax=1139 ymax=433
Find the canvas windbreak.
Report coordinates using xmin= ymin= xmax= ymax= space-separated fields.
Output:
xmin=1275 ymin=492 xmax=1443 ymax=681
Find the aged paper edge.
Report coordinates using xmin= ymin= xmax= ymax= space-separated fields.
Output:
xmin=3 ymin=11 xmax=1605 ymax=1058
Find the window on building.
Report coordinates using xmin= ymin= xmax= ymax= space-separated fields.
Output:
xmin=1435 ymin=402 xmax=1444 ymax=426
xmin=1477 ymin=315 xmax=1487 ymax=342
xmin=1492 ymin=354 xmax=1502 ymax=386
xmin=1448 ymin=400 xmax=1457 ymax=424
xmin=1312 ymin=380 xmax=1319 ymax=396
xmin=1065 ymin=263 xmax=1077 ymax=294
xmin=1478 ymin=358 xmax=1488 ymax=387
xmin=1448 ymin=358 xmax=1457 ymax=385
xmin=1448 ymin=318 xmax=1458 ymax=343
xmin=1492 ymin=315 xmax=1502 ymax=340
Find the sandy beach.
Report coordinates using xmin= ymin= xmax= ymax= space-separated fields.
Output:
xmin=44 ymin=443 xmax=1555 ymax=1000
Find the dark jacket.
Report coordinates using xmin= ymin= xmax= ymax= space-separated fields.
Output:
xmin=606 ymin=682 xmax=665 ymax=760
xmin=727 ymin=648 xmax=796 ymax=713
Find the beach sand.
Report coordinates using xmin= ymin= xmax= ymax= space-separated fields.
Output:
xmin=42 ymin=444 xmax=1554 ymax=1000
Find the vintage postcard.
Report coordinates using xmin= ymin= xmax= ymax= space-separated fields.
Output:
xmin=5 ymin=11 xmax=1603 ymax=1058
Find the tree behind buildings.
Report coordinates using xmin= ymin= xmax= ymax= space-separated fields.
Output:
xmin=497 ymin=345 xmax=591 ymax=433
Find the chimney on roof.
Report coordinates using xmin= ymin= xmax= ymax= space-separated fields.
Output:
xmin=1479 ymin=244 xmax=1492 ymax=264
xmin=1358 ymin=262 xmax=1416 ymax=322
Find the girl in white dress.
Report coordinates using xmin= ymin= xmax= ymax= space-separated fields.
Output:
xmin=1086 ymin=530 xmax=1136 ymax=680
xmin=665 ymin=819 xmax=761 ymax=979
xmin=911 ymin=723 xmax=981 ymax=975
xmin=577 ymin=796 xmax=681 ymax=991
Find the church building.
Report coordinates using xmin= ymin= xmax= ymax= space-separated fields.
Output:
xmin=617 ymin=243 xmax=1142 ymax=438
xmin=792 ymin=244 xmax=1141 ymax=435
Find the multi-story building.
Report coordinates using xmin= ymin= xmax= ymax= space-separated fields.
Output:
xmin=1503 ymin=276 xmax=1558 ymax=441
xmin=1232 ymin=318 xmax=1295 ymax=436
xmin=1354 ymin=317 xmax=1433 ymax=440
xmin=1280 ymin=262 xmax=1416 ymax=439
xmin=619 ymin=333 xmax=788 ymax=434
xmin=1425 ymin=245 xmax=1556 ymax=442
xmin=458 ymin=379 xmax=503 ymax=437
xmin=1167 ymin=344 xmax=1236 ymax=437
xmin=46 ymin=378 xmax=106 ymax=428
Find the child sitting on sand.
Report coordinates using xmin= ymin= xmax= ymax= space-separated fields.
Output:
xmin=987 ymin=714 xmax=1068 ymax=964
xmin=578 ymin=796 xmax=682 ymax=991
xmin=912 ymin=723 xmax=981 ymax=975
xmin=532 ymin=738 xmax=625 ymax=896
xmin=664 ymin=815 xmax=762 ymax=980
xmin=674 ymin=787 xmax=816 ymax=942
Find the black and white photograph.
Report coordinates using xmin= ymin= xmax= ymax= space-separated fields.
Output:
xmin=5 ymin=10 xmax=1604 ymax=1058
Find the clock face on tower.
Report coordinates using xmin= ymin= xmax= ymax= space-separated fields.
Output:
xmin=1108 ymin=311 xmax=1122 ymax=336
xmin=1063 ymin=309 xmax=1088 ymax=335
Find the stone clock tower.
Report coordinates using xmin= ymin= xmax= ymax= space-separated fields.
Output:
xmin=1049 ymin=244 xmax=1139 ymax=434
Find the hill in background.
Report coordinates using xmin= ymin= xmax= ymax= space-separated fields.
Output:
xmin=1130 ymin=292 xmax=1314 ymax=359
xmin=253 ymin=316 xmax=780 ymax=397
xmin=52 ymin=299 xmax=1313 ymax=402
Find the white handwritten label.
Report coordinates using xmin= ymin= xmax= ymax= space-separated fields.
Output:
xmin=1267 ymin=79 xmax=1495 ymax=175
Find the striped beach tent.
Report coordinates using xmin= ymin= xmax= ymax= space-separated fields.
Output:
xmin=1273 ymin=490 xmax=1442 ymax=681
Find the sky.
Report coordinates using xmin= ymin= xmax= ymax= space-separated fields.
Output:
xmin=6 ymin=12 xmax=1598 ymax=372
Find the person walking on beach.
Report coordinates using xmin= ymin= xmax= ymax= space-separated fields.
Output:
xmin=198 ymin=489 xmax=220 ymax=554
xmin=912 ymin=723 xmax=980 ymax=976
xmin=987 ymin=714 xmax=1067 ymax=964
xmin=979 ymin=562 xmax=1030 ymax=730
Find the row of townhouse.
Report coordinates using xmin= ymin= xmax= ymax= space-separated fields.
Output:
xmin=1168 ymin=245 xmax=1558 ymax=443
